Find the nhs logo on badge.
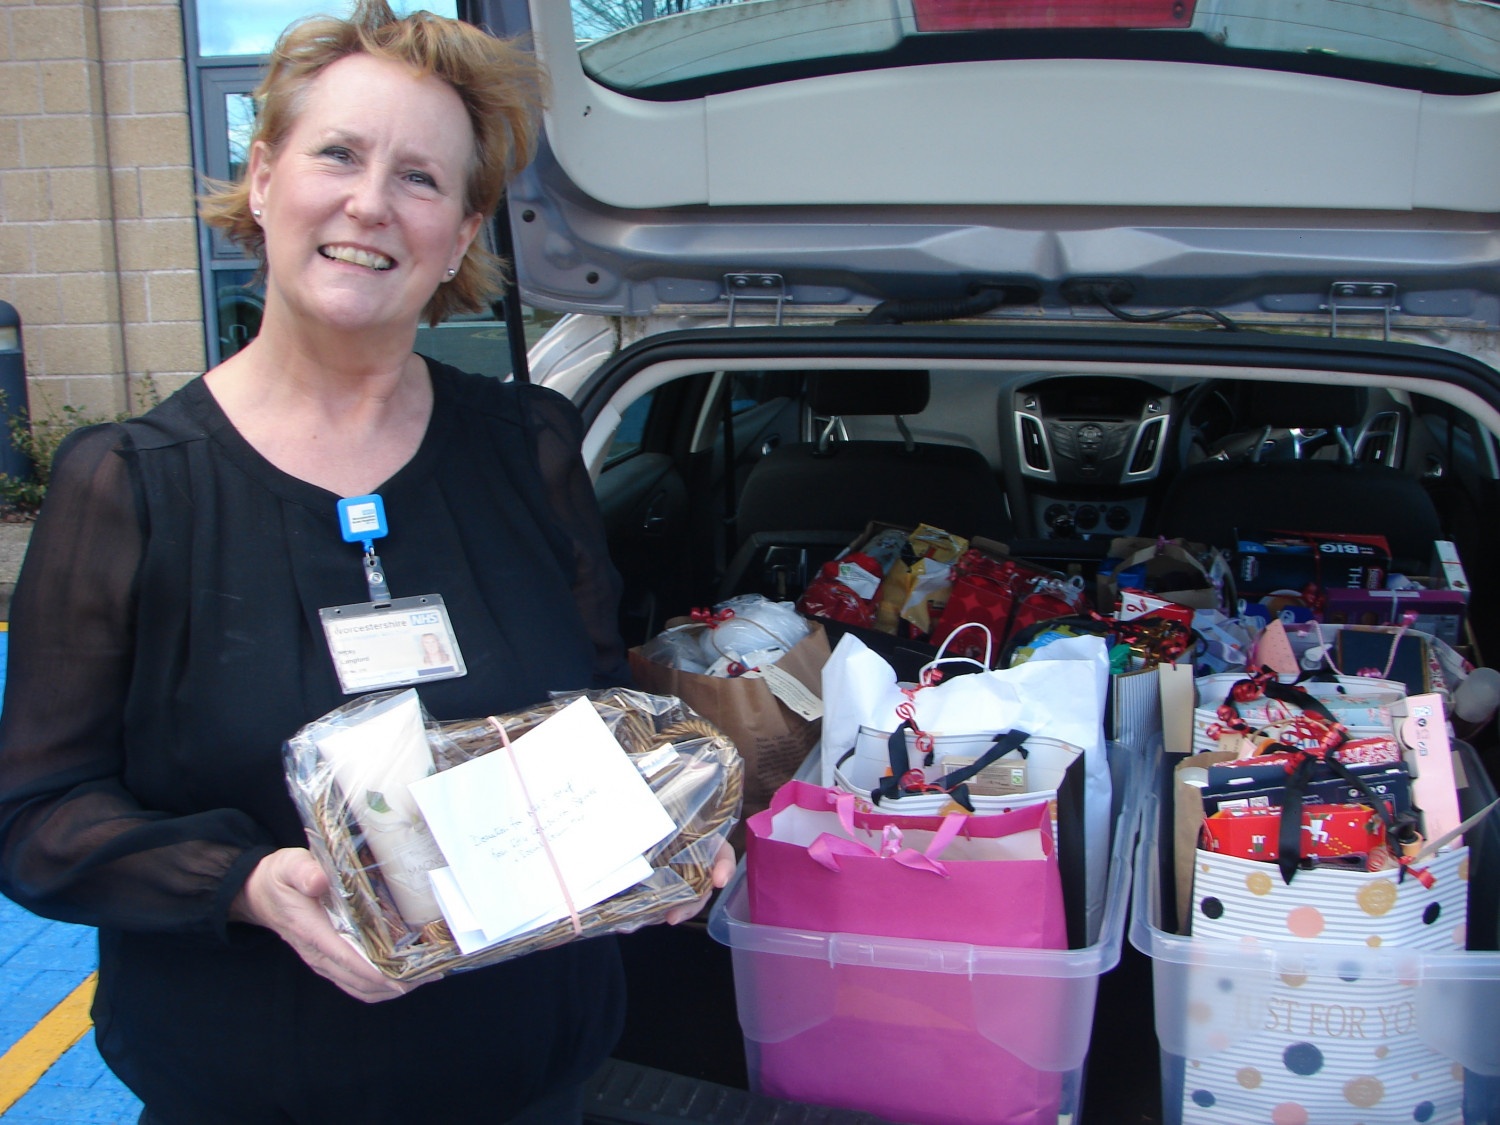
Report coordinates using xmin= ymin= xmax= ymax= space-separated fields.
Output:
xmin=409 ymin=611 xmax=441 ymax=626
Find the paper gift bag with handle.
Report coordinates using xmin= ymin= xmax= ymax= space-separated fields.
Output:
xmin=629 ymin=620 xmax=830 ymax=826
xmin=746 ymin=779 xmax=1066 ymax=948
xmin=819 ymin=623 xmax=1112 ymax=938
xmin=832 ymin=728 xmax=1091 ymax=948
xmin=743 ymin=780 xmax=1069 ymax=1125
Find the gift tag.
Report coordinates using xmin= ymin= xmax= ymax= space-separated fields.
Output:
xmin=937 ymin=755 xmax=1027 ymax=796
xmin=745 ymin=664 xmax=824 ymax=720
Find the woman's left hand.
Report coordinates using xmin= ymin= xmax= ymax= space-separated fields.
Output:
xmin=664 ymin=841 xmax=736 ymax=925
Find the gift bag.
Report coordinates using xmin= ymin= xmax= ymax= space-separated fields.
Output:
xmin=1180 ymin=846 xmax=1469 ymax=1125
xmin=831 ymin=728 xmax=1091 ymax=947
xmin=1192 ymin=669 xmax=1406 ymax=755
xmin=629 ymin=620 xmax=830 ymax=825
xmin=820 ymin=626 xmax=1113 ymax=939
xmin=929 ymin=540 xmax=1088 ymax=658
xmin=746 ymin=779 xmax=1067 ymax=948
xmin=743 ymin=781 xmax=1070 ymax=1125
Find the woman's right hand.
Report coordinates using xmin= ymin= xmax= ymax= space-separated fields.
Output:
xmin=232 ymin=848 xmax=414 ymax=1003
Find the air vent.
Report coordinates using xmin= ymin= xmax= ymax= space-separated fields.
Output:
xmin=1020 ymin=415 xmax=1049 ymax=471
xmin=1127 ymin=416 xmax=1167 ymax=475
xmin=1358 ymin=411 xmax=1402 ymax=465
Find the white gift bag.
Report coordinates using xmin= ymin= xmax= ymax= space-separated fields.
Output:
xmin=819 ymin=626 xmax=1112 ymax=935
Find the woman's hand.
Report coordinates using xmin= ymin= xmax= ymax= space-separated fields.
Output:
xmin=664 ymin=840 xmax=736 ymax=926
xmin=232 ymin=848 xmax=415 ymax=1003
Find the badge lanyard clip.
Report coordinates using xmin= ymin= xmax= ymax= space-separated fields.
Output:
xmin=338 ymin=494 xmax=392 ymax=604
xmin=362 ymin=540 xmax=392 ymax=605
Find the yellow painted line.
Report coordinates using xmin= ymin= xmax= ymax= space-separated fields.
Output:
xmin=0 ymin=972 xmax=96 ymax=1113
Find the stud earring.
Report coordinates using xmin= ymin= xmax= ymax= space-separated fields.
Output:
xmin=446 ymin=268 xmax=456 ymax=278
xmin=253 ymin=209 xmax=262 ymax=218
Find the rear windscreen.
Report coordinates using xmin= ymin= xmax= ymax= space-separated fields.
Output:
xmin=574 ymin=0 xmax=1500 ymax=98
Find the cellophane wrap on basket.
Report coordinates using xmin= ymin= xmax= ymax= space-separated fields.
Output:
xmin=285 ymin=686 xmax=743 ymax=983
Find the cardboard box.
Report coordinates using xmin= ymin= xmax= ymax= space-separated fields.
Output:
xmin=1234 ymin=532 xmax=1390 ymax=596
xmin=1433 ymin=539 xmax=1472 ymax=600
xmin=1201 ymin=760 xmax=1413 ymax=818
xmin=1322 ymin=586 xmax=1467 ymax=644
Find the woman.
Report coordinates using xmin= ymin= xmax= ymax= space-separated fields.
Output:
xmin=0 ymin=4 xmax=728 ymax=1122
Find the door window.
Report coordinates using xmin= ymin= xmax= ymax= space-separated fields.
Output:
xmin=607 ymin=392 xmax=655 ymax=465
xmin=194 ymin=0 xmax=456 ymax=59
xmin=186 ymin=1 xmax=558 ymax=373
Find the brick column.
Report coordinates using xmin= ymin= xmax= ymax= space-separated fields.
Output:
xmin=0 ymin=0 xmax=204 ymax=421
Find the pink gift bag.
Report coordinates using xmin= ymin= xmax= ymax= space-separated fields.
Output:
xmin=741 ymin=781 xmax=1072 ymax=1124
xmin=746 ymin=780 xmax=1067 ymax=949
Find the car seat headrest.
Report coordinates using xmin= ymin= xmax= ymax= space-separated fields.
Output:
xmin=1238 ymin=382 xmax=1368 ymax=430
xmin=807 ymin=371 xmax=930 ymax=417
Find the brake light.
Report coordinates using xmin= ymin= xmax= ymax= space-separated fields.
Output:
xmin=912 ymin=1 xmax=1196 ymax=32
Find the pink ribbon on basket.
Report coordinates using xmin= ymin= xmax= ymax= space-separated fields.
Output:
xmin=485 ymin=716 xmax=583 ymax=936
xmin=805 ymin=791 xmax=964 ymax=876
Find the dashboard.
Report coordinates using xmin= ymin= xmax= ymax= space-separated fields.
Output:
xmin=1006 ymin=376 xmax=1178 ymax=538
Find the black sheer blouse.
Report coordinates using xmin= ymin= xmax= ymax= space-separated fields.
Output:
xmin=0 ymin=361 xmax=630 ymax=1123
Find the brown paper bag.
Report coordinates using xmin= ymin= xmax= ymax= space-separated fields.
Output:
xmin=1098 ymin=536 xmax=1222 ymax=613
xmin=1172 ymin=749 xmax=1238 ymax=934
xmin=628 ymin=620 xmax=831 ymax=836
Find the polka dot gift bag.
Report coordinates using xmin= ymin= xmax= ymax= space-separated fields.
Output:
xmin=1179 ymin=846 xmax=1469 ymax=1125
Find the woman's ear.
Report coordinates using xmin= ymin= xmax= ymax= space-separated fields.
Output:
xmin=449 ymin=211 xmax=483 ymax=274
xmin=248 ymin=139 xmax=274 ymax=218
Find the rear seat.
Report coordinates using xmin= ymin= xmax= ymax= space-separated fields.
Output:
xmin=1154 ymin=383 xmax=1443 ymax=573
xmin=722 ymin=370 xmax=1011 ymax=599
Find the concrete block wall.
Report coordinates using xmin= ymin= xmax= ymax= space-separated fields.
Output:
xmin=0 ymin=0 xmax=203 ymax=422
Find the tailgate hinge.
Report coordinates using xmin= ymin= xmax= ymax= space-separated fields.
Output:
xmin=1322 ymin=282 xmax=1398 ymax=341
xmin=723 ymin=273 xmax=788 ymax=327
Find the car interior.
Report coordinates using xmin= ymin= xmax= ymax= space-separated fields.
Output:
xmin=594 ymin=357 xmax=1499 ymax=1115
xmin=597 ymin=363 xmax=1496 ymax=663
xmin=589 ymin=354 xmax=1495 ymax=1114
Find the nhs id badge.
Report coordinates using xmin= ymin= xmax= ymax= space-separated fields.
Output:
xmin=319 ymin=594 xmax=467 ymax=694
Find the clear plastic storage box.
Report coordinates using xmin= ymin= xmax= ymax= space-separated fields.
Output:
xmin=1129 ymin=751 xmax=1500 ymax=1125
xmin=706 ymin=744 xmax=1144 ymax=1125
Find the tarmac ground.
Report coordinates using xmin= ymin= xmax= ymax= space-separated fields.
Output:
xmin=0 ymin=595 xmax=146 ymax=1123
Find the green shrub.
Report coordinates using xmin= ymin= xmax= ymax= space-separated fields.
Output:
xmin=0 ymin=381 xmax=160 ymax=516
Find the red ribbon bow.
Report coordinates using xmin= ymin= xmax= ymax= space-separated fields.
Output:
xmin=689 ymin=606 xmax=735 ymax=628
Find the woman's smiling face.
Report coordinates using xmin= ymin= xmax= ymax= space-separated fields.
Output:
xmin=249 ymin=52 xmax=483 ymax=341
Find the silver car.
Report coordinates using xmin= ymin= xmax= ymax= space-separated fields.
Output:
xmin=479 ymin=4 xmax=1500 ymax=1122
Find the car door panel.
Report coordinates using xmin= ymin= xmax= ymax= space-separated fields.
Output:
xmin=596 ymin=451 xmax=689 ymax=646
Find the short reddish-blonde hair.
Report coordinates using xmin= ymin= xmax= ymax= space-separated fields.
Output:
xmin=199 ymin=0 xmax=546 ymax=326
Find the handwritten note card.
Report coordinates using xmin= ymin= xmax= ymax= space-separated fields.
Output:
xmin=408 ymin=696 xmax=675 ymax=947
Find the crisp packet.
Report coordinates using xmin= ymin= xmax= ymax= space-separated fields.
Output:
xmin=284 ymin=686 xmax=743 ymax=983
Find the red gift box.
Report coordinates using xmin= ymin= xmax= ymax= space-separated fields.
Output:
xmin=1202 ymin=803 xmax=1385 ymax=867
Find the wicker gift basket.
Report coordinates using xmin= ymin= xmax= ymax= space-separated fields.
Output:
xmin=285 ymin=686 xmax=743 ymax=984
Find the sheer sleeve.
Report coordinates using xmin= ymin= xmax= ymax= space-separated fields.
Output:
xmin=0 ymin=425 xmax=276 ymax=939
xmin=519 ymin=385 xmax=632 ymax=688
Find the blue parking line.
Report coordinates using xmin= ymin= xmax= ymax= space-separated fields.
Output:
xmin=0 ymin=632 xmax=143 ymax=1124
